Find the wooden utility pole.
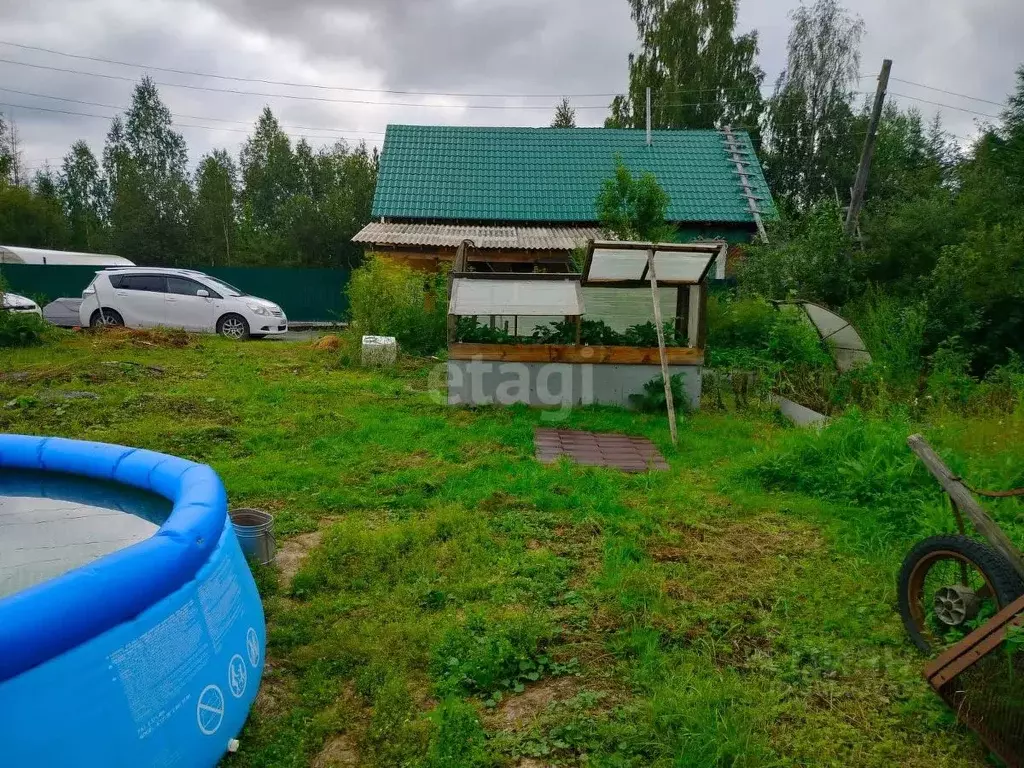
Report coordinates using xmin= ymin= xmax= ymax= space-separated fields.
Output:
xmin=845 ymin=59 xmax=892 ymax=237
xmin=646 ymin=248 xmax=678 ymax=446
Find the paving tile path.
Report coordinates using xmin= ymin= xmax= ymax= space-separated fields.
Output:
xmin=534 ymin=428 xmax=669 ymax=473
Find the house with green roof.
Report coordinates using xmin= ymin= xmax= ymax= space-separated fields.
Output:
xmin=353 ymin=124 xmax=773 ymax=274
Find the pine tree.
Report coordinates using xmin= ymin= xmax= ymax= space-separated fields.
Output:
xmin=191 ymin=150 xmax=238 ymax=266
xmin=551 ymin=98 xmax=577 ymax=128
xmin=59 ymin=141 xmax=108 ymax=252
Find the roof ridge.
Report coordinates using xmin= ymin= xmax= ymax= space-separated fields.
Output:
xmin=385 ymin=124 xmax=739 ymax=135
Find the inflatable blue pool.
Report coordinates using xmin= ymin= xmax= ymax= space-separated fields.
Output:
xmin=0 ymin=435 xmax=265 ymax=767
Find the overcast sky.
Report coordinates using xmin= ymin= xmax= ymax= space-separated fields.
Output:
xmin=1 ymin=0 xmax=1021 ymax=177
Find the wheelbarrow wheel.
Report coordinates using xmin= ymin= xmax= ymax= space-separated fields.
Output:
xmin=898 ymin=534 xmax=1024 ymax=655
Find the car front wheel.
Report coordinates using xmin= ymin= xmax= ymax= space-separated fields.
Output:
xmin=217 ymin=313 xmax=250 ymax=340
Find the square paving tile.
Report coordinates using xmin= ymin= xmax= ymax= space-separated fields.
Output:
xmin=534 ymin=428 xmax=669 ymax=473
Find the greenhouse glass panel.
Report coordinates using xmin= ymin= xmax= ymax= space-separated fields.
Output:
xmin=448 ymin=278 xmax=584 ymax=317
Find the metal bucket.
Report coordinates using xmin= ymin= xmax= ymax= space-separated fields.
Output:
xmin=229 ymin=508 xmax=276 ymax=565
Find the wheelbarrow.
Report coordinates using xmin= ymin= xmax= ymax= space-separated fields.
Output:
xmin=899 ymin=435 xmax=1024 ymax=766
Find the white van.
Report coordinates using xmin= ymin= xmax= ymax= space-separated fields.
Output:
xmin=80 ymin=268 xmax=287 ymax=339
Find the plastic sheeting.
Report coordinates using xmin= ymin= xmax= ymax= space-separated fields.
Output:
xmin=449 ymin=278 xmax=584 ymax=317
xmin=586 ymin=248 xmax=716 ymax=284
xmin=0 ymin=245 xmax=134 ymax=266
xmin=582 ymin=241 xmax=721 ymax=286
xmin=800 ymin=302 xmax=872 ymax=372
xmin=0 ymin=470 xmax=169 ymax=599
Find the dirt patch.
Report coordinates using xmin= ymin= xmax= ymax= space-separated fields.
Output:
xmin=313 ymin=335 xmax=341 ymax=351
xmin=252 ymin=660 xmax=293 ymax=720
xmin=89 ymin=327 xmax=194 ymax=348
xmin=655 ymin=516 xmax=822 ymax=602
xmin=488 ymin=677 xmax=583 ymax=731
xmin=650 ymin=545 xmax=688 ymax=562
xmin=276 ymin=531 xmax=324 ymax=589
xmin=312 ymin=734 xmax=359 ymax=767
xmin=677 ymin=518 xmax=818 ymax=564
xmin=664 ymin=578 xmax=697 ymax=601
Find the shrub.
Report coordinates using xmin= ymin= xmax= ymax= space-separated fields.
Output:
xmin=924 ymin=223 xmax=1024 ymax=375
xmin=346 ymin=255 xmax=448 ymax=355
xmin=629 ymin=373 xmax=691 ymax=415
xmin=738 ymin=200 xmax=855 ymax=306
xmin=706 ymin=294 xmax=831 ymax=370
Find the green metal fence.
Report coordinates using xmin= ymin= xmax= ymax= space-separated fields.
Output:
xmin=0 ymin=264 xmax=351 ymax=322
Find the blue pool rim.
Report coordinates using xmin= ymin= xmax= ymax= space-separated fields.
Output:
xmin=0 ymin=434 xmax=227 ymax=683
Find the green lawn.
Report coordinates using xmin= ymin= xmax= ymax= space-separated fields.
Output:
xmin=3 ymin=332 xmax=1021 ymax=767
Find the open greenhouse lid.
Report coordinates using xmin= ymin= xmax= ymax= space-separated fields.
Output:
xmin=448 ymin=274 xmax=584 ymax=317
xmin=797 ymin=302 xmax=872 ymax=372
xmin=581 ymin=240 xmax=723 ymax=287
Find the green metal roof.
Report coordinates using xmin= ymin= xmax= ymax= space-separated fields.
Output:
xmin=371 ymin=125 xmax=773 ymax=225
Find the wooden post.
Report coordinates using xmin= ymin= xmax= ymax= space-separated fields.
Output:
xmin=715 ymin=241 xmax=728 ymax=281
xmin=446 ymin=240 xmax=471 ymax=344
xmin=697 ymin=282 xmax=708 ymax=350
xmin=908 ymin=434 xmax=1024 ymax=580
xmin=845 ymin=59 xmax=892 ymax=237
xmin=647 ymin=248 xmax=678 ymax=446
xmin=687 ymin=285 xmax=701 ymax=349
xmin=674 ymin=286 xmax=687 ymax=341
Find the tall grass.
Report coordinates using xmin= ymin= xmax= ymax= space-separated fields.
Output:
xmin=748 ymin=410 xmax=943 ymax=551
xmin=844 ymin=288 xmax=927 ymax=390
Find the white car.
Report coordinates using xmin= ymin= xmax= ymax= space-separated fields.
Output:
xmin=2 ymin=292 xmax=43 ymax=317
xmin=79 ymin=268 xmax=288 ymax=339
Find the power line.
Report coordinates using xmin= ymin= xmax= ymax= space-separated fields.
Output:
xmin=890 ymin=77 xmax=1007 ymax=108
xmin=1 ymin=38 xmax=1012 ymax=118
xmin=0 ymin=57 xmax=612 ymax=109
xmin=887 ymin=91 xmax=1001 ymax=119
xmin=0 ymin=40 xmax=622 ymax=100
xmin=0 ymin=100 xmax=382 ymax=143
xmin=0 ymin=85 xmax=385 ymax=136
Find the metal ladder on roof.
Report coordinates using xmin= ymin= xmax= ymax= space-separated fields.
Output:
xmin=719 ymin=126 xmax=768 ymax=243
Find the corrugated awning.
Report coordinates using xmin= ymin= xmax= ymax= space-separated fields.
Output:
xmin=449 ymin=277 xmax=584 ymax=316
xmin=352 ymin=222 xmax=602 ymax=251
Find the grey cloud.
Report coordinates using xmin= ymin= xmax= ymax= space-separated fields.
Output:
xmin=1 ymin=0 xmax=1022 ymax=173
